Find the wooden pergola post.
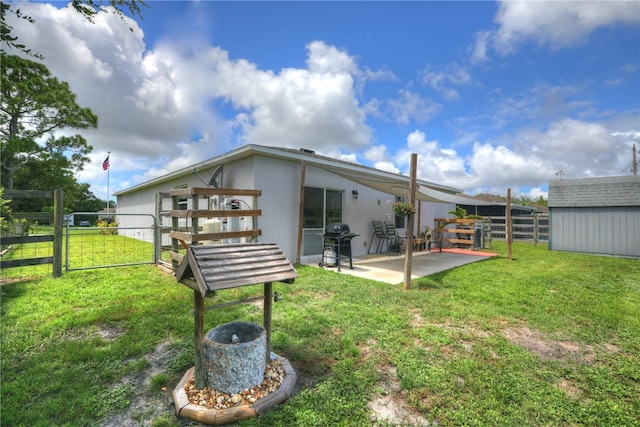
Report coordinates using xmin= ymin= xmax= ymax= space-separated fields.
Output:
xmin=403 ymin=153 xmax=418 ymax=290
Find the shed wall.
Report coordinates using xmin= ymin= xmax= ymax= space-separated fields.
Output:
xmin=550 ymin=206 xmax=640 ymax=257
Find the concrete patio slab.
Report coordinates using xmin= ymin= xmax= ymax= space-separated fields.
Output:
xmin=318 ymin=248 xmax=498 ymax=285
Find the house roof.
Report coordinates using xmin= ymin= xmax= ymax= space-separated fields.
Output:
xmin=114 ymin=144 xmax=496 ymax=205
xmin=548 ymin=175 xmax=640 ymax=208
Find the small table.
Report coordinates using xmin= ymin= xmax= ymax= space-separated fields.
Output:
xmin=414 ymin=238 xmax=425 ymax=251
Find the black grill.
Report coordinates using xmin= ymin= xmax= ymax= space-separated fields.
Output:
xmin=321 ymin=223 xmax=358 ymax=271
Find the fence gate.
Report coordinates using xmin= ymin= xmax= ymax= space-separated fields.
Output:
xmin=65 ymin=212 xmax=157 ymax=271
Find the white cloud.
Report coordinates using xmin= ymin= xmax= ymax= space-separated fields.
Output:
xmin=468 ymin=141 xmax=552 ymax=187
xmin=6 ymin=1 xmax=637 ymax=203
xmin=470 ymin=30 xmax=492 ymax=64
xmin=420 ymin=63 xmax=472 ymax=100
xmin=466 ymin=118 xmax=624 ymax=191
xmin=395 ymin=131 xmax=472 ymax=187
xmin=7 ymin=5 xmax=374 ymax=195
xmin=475 ymin=0 xmax=640 ymax=58
xmin=367 ymin=89 xmax=441 ymax=125
xmin=393 ymin=116 xmax=636 ymax=196
xmin=364 ymin=145 xmax=400 ymax=173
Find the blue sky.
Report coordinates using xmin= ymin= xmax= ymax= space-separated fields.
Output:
xmin=7 ymin=1 xmax=640 ymax=203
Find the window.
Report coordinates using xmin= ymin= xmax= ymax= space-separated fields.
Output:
xmin=303 ymin=187 xmax=324 ymax=228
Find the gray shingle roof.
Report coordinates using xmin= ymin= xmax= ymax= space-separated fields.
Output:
xmin=548 ymin=176 xmax=640 ymax=207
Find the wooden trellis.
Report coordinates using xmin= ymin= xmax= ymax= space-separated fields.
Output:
xmin=435 ymin=218 xmax=476 ymax=249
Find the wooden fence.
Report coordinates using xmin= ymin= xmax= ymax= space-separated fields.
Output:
xmin=0 ymin=189 xmax=63 ymax=277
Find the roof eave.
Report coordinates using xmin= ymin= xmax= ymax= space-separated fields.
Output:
xmin=114 ymin=144 xmax=463 ymax=196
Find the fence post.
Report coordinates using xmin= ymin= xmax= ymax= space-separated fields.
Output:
xmin=53 ymin=188 xmax=63 ymax=277
xmin=155 ymin=192 xmax=162 ymax=264
xmin=507 ymin=188 xmax=512 ymax=260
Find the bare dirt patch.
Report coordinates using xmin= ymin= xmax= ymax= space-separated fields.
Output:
xmin=98 ymin=325 xmax=126 ymax=341
xmin=502 ymin=327 xmax=598 ymax=362
xmin=100 ymin=341 xmax=179 ymax=427
xmin=410 ymin=309 xmax=427 ymax=328
xmin=554 ymin=378 xmax=583 ymax=399
xmin=368 ymin=364 xmax=433 ymax=426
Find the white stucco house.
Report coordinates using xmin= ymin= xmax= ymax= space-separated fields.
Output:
xmin=113 ymin=145 xmax=482 ymax=264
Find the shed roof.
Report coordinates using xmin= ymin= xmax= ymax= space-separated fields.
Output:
xmin=548 ymin=176 xmax=640 ymax=208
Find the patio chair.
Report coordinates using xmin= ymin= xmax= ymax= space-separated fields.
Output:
xmin=384 ymin=221 xmax=404 ymax=255
xmin=368 ymin=221 xmax=390 ymax=254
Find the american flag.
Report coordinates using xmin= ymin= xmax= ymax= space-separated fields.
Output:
xmin=102 ymin=155 xmax=110 ymax=171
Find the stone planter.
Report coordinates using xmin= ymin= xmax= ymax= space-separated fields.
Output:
xmin=203 ymin=321 xmax=266 ymax=395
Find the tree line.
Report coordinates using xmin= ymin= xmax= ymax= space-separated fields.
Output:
xmin=0 ymin=1 xmax=145 ymax=216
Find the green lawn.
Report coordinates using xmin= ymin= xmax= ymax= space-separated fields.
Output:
xmin=1 ymin=242 xmax=639 ymax=426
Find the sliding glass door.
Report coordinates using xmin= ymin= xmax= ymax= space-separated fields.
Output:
xmin=301 ymin=187 xmax=343 ymax=256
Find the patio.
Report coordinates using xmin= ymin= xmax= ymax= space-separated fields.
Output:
xmin=319 ymin=248 xmax=498 ymax=285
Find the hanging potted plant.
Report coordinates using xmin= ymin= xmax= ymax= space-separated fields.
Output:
xmin=392 ymin=201 xmax=416 ymax=217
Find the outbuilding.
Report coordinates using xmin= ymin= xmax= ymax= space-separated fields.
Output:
xmin=548 ymin=175 xmax=640 ymax=257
